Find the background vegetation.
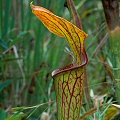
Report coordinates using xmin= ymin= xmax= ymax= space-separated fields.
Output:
xmin=0 ymin=0 xmax=120 ymax=119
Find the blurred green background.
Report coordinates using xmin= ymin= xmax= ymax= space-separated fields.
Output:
xmin=0 ymin=0 xmax=117 ymax=119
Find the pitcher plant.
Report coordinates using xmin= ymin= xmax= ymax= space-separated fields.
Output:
xmin=30 ymin=2 xmax=88 ymax=120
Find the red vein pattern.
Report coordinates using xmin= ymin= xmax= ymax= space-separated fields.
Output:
xmin=31 ymin=3 xmax=88 ymax=120
xmin=54 ymin=67 xmax=84 ymax=120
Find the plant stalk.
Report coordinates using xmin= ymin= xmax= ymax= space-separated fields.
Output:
xmin=53 ymin=66 xmax=85 ymax=120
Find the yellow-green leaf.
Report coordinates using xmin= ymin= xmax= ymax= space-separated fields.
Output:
xmin=30 ymin=2 xmax=88 ymax=65
xmin=104 ymin=106 xmax=119 ymax=120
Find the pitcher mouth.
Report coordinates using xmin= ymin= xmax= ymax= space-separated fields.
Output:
xmin=52 ymin=52 xmax=88 ymax=78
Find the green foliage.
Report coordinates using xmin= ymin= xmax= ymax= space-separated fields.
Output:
xmin=0 ymin=80 xmax=11 ymax=92
xmin=6 ymin=112 xmax=26 ymax=120
xmin=0 ymin=0 xmax=119 ymax=119
xmin=0 ymin=108 xmax=6 ymax=120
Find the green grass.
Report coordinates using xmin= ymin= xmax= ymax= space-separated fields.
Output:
xmin=0 ymin=0 xmax=120 ymax=120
